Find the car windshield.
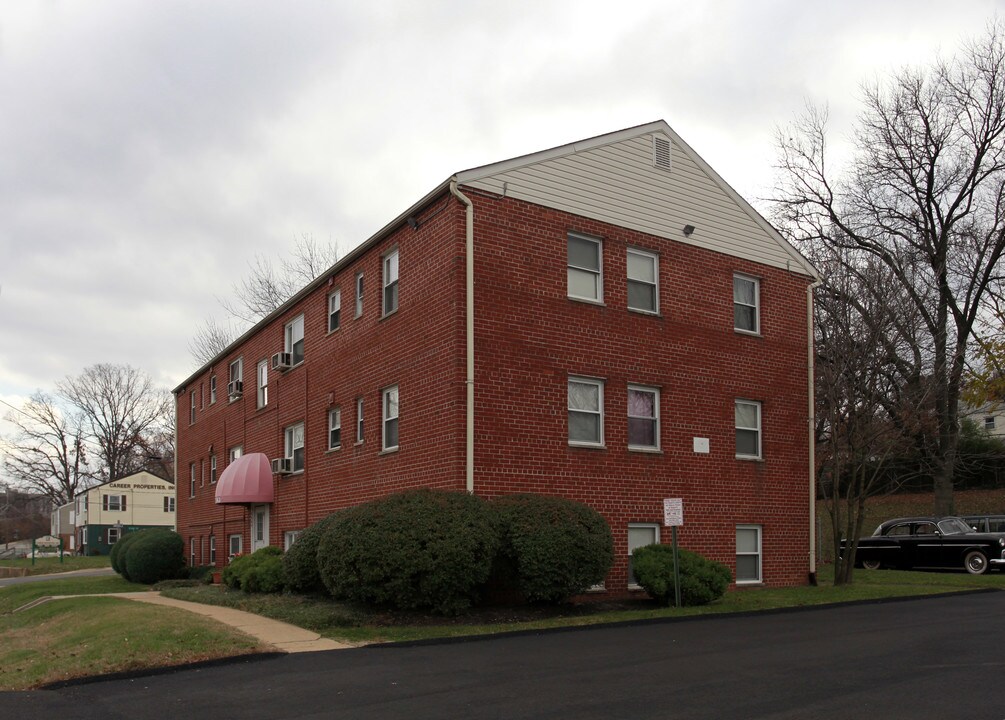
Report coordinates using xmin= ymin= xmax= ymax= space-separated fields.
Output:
xmin=937 ymin=518 xmax=972 ymax=536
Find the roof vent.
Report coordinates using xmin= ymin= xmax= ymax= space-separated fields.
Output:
xmin=652 ymin=135 xmax=671 ymax=171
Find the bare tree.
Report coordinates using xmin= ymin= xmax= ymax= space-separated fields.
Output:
xmin=774 ymin=22 xmax=1005 ymax=515
xmin=56 ymin=364 xmax=173 ymax=482
xmin=2 ymin=392 xmax=96 ymax=505
xmin=189 ymin=234 xmax=339 ymax=365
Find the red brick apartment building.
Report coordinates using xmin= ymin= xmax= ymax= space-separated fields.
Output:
xmin=174 ymin=121 xmax=820 ymax=591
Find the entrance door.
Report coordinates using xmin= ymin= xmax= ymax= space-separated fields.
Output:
xmin=250 ymin=505 xmax=270 ymax=552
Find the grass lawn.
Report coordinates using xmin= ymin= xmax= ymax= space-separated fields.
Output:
xmin=0 ymin=555 xmax=111 ymax=575
xmin=0 ymin=575 xmax=149 ymax=614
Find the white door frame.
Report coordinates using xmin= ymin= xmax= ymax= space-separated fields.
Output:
xmin=250 ymin=504 xmax=270 ymax=552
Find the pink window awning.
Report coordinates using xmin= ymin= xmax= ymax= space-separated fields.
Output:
xmin=215 ymin=453 xmax=274 ymax=505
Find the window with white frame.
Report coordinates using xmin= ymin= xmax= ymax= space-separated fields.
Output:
xmin=382 ymin=385 xmax=399 ymax=451
xmin=355 ymin=272 xmax=364 ymax=318
xmin=733 ymin=274 xmax=760 ymax=333
xmin=257 ymin=359 xmax=269 ymax=408
xmin=356 ymin=397 xmax=364 ymax=443
xmin=383 ymin=249 xmax=399 ymax=316
xmin=286 ymin=314 xmax=305 ymax=365
xmin=164 ymin=496 xmax=175 ymax=512
xmin=568 ymin=377 xmax=604 ymax=446
xmin=210 ymin=375 xmax=217 ymax=404
xmin=108 ymin=527 xmax=121 ymax=544
xmin=189 ymin=537 xmax=196 ymax=566
xmin=209 ymin=535 xmax=216 ymax=564
xmin=736 ymin=525 xmax=762 ymax=583
xmin=210 ymin=454 xmax=217 ymax=484
xmin=229 ymin=445 xmax=243 ymax=463
xmin=102 ymin=494 xmax=126 ymax=511
xmin=189 ymin=463 xmax=196 ymax=497
xmin=284 ymin=530 xmax=302 ymax=551
xmin=628 ymin=524 xmax=660 ymax=587
xmin=328 ymin=289 xmax=341 ymax=332
xmin=228 ymin=534 xmax=242 ymax=559
xmin=285 ymin=422 xmax=305 ymax=472
xmin=735 ymin=400 xmax=762 ymax=459
xmin=229 ymin=358 xmax=243 ymax=399
xmin=986 ymin=416 xmax=996 ymax=431
xmin=190 ymin=390 xmax=196 ymax=424
xmin=627 ymin=248 xmax=658 ymax=313
xmin=567 ymin=233 xmax=603 ymax=302
xmin=627 ymin=385 xmax=660 ymax=450
xmin=328 ymin=407 xmax=342 ymax=450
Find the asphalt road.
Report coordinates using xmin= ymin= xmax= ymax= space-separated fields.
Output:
xmin=5 ymin=591 xmax=1005 ymax=719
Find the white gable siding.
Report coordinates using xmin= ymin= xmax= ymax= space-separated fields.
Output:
xmin=460 ymin=133 xmax=803 ymax=273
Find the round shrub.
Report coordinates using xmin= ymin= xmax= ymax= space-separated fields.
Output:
xmin=123 ymin=529 xmax=186 ymax=585
xmin=111 ymin=528 xmax=167 ymax=581
xmin=493 ymin=494 xmax=614 ymax=603
xmin=283 ymin=513 xmax=342 ymax=594
xmin=317 ymin=489 xmax=501 ymax=614
xmin=632 ymin=544 xmax=731 ymax=606
xmin=223 ymin=546 xmax=285 ymax=593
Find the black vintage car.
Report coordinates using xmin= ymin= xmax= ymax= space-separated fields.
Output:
xmin=852 ymin=516 xmax=1005 ymax=575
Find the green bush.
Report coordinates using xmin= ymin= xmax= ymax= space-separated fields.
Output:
xmin=111 ymin=528 xmax=170 ymax=581
xmin=283 ymin=513 xmax=341 ymax=594
xmin=493 ymin=494 xmax=613 ymax=603
xmin=222 ymin=546 xmax=285 ymax=593
xmin=317 ymin=489 xmax=501 ymax=614
xmin=187 ymin=565 xmax=216 ymax=584
xmin=631 ymin=544 xmax=731 ymax=606
xmin=123 ymin=529 xmax=186 ymax=585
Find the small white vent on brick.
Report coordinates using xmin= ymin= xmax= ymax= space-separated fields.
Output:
xmin=652 ymin=135 xmax=672 ymax=171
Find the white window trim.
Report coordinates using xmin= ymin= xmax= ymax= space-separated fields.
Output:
xmin=284 ymin=530 xmax=302 ymax=551
xmin=209 ymin=535 xmax=216 ymax=564
xmin=228 ymin=534 xmax=242 ymax=560
xmin=257 ymin=359 xmax=269 ymax=409
xmin=567 ymin=232 xmax=604 ymax=303
xmin=229 ymin=445 xmax=243 ymax=464
xmin=628 ymin=523 xmax=660 ymax=588
xmin=328 ymin=289 xmax=341 ymax=333
xmin=733 ymin=273 xmax=761 ymax=335
xmin=285 ymin=422 xmax=305 ymax=473
xmin=568 ymin=376 xmax=605 ymax=447
xmin=626 ymin=248 xmax=659 ymax=315
xmin=627 ymin=384 xmax=660 ymax=451
xmin=189 ymin=463 xmax=196 ymax=498
xmin=383 ymin=248 xmax=399 ymax=317
xmin=355 ymin=272 xmax=364 ymax=318
xmin=210 ymin=454 xmax=217 ymax=484
xmin=285 ymin=314 xmax=305 ymax=367
xmin=735 ymin=399 xmax=763 ymax=460
xmin=328 ymin=407 xmax=342 ymax=450
xmin=736 ymin=525 xmax=763 ymax=584
xmin=189 ymin=390 xmax=196 ymax=424
xmin=210 ymin=375 xmax=217 ymax=404
xmin=356 ymin=397 xmax=364 ymax=444
xmin=164 ymin=496 xmax=175 ymax=512
xmin=382 ymin=385 xmax=399 ymax=452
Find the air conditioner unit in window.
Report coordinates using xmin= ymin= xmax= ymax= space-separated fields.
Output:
xmin=227 ymin=380 xmax=243 ymax=399
xmin=271 ymin=352 xmax=292 ymax=371
xmin=271 ymin=458 xmax=293 ymax=475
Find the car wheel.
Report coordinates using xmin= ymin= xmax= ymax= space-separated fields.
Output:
xmin=861 ymin=559 xmax=881 ymax=570
xmin=964 ymin=550 xmax=989 ymax=575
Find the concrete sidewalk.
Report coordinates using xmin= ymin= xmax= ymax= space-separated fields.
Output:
xmin=53 ymin=591 xmax=354 ymax=653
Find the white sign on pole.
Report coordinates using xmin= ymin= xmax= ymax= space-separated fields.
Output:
xmin=663 ymin=498 xmax=684 ymax=527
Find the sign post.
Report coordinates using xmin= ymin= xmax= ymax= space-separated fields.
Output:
xmin=663 ymin=498 xmax=684 ymax=608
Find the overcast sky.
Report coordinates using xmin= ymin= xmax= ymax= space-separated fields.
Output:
xmin=0 ymin=1 xmax=999 ymax=472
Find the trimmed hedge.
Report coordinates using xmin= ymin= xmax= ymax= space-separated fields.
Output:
xmin=631 ymin=544 xmax=731 ymax=606
xmin=282 ymin=513 xmax=341 ymax=594
xmin=317 ymin=489 xmax=501 ymax=614
xmin=222 ymin=546 xmax=285 ymax=593
xmin=493 ymin=494 xmax=613 ymax=604
xmin=111 ymin=528 xmax=173 ymax=581
xmin=123 ymin=529 xmax=186 ymax=585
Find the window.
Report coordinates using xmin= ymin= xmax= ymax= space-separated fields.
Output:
xmin=210 ymin=454 xmax=217 ymax=484
xmin=190 ymin=390 xmax=197 ymax=424
xmin=285 ymin=314 xmax=305 ymax=365
xmin=209 ymin=536 xmax=216 ymax=564
xmin=210 ymin=375 xmax=217 ymax=404
xmin=164 ymin=496 xmax=175 ymax=512
xmin=189 ymin=463 xmax=196 ymax=498
xmin=383 ymin=249 xmax=399 ymax=316
xmin=568 ymin=377 xmax=604 ymax=446
xmin=628 ymin=524 xmax=660 ymax=587
xmin=200 ymin=459 xmax=205 ymax=487
xmin=567 ymin=233 xmax=603 ymax=302
xmin=736 ymin=525 xmax=762 ymax=584
xmin=230 ymin=445 xmax=243 ymax=463
xmin=328 ymin=407 xmax=342 ymax=450
xmin=382 ymin=385 xmax=399 ymax=451
xmin=735 ymin=400 xmax=762 ymax=459
xmin=986 ymin=416 xmax=996 ymax=431
xmin=257 ymin=359 xmax=269 ymax=408
xmin=102 ymin=495 xmax=126 ymax=511
xmin=328 ymin=289 xmax=341 ymax=332
xmin=355 ymin=272 xmax=364 ymax=318
xmin=627 ymin=385 xmax=659 ymax=450
xmin=285 ymin=422 xmax=305 ymax=472
xmin=627 ymin=249 xmax=658 ymax=313
xmin=228 ymin=534 xmax=242 ymax=559
xmin=229 ymin=358 xmax=243 ymax=399
xmin=733 ymin=274 xmax=760 ymax=333
xmin=108 ymin=527 xmax=121 ymax=544
xmin=356 ymin=397 xmax=364 ymax=443
xmin=189 ymin=537 xmax=196 ymax=567
xmin=284 ymin=530 xmax=302 ymax=551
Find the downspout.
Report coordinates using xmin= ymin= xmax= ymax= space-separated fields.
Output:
xmin=807 ymin=278 xmax=823 ymax=584
xmin=449 ymin=180 xmax=475 ymax=494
